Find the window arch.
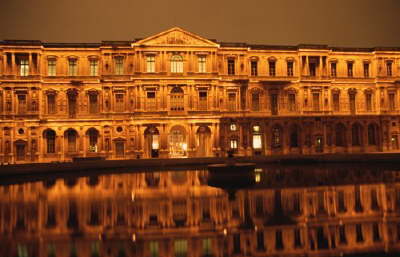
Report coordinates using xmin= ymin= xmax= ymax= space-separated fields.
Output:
xmin=335 ymin=123 xmax=346 ymax=147
xmin=171 ymin=55 xmax=183 ymax=73
xmin=44 ymin=129 xmax=56 ymax=154
xmin=87 ymin=128 xmax=99 ymax=152
xmin=368 ymin=123 xmax=378 ymax=145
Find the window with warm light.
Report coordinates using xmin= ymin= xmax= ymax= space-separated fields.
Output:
xmin=230 ymin=139 xmax=238 ymax=149
xmin=48 ymin=59 xmax=56 ymax=76
xmin=146 ymin=55 xmax=156 ymax=72
xmin=115 ymin=57 xmax=124 ymax=75
xmin=68 ymin=59 xmax=77 ymax=76
xmin=150 ymin=241 xmax=159 ymax=257
xmin=171 ymin=55 xmax=183 ymax=73
xmin=20 ymin=59 xmax=29 ymax=76
xmin=89 ymin=59 xmax=98 ymax=76
xmin=198 ymin=56 xmax=206 ymax=73
xmin=230 ymin=123 xmax=237 ymax=131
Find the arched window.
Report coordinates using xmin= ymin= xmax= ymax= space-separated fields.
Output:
xmin=352 ymin=123 xmax=362 ymax=146
xmin=171 ymin=55 xmax=183 ymax=73
xmin=44 ymin=129 xmax=56 ymax=154
xmin=170 ymin=87 xmax=184 ymax=111
xmin=66 ymin=129 xmax=77 ymax=152
xmin=368 ymin=124 xmax=377 ymax=145
xmin=335 ymin=123 xmax=346 ymax=147
xmin=251 ymin=91 xmax=260 ymax=111
xmin=87 ymin=128 xmax=99 ymax=152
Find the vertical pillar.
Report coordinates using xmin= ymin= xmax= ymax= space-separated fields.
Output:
xmin=28 ymin=53 xmax=32 ymax=75
xmin=319 ymin=56 xmax=322 ymax=78
xmin=306 ymin=56 xmax=309 ymax=76
xmin=11 ymin=53 xmax=16 ymax=75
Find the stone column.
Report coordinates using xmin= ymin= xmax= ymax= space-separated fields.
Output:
xmin=11 ymin=53 xmax=16 ymax=75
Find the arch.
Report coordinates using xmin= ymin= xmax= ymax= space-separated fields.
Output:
xmin=144 ymin=126 xmax=160 ymax=158
xmin=86 ymin=128 xmax=100 ymax=153
xmin=335 ymin=123 xmax=346 ymax=147
xmin=169 ymin=125 xmax=187 ymax=157
xmin=43 ymin=129 xmax=56 ymax=154
xmin=196 ymin=125 xmax=212 ymax=157
xmin=368 ymin=123 xmax=379 ymax=146
xmin=351 ymin=123 xmax=363 ymax=146
xmin=64 ymin=128 xmax=78 ymax=153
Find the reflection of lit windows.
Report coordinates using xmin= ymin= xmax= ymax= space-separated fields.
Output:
xmin=202 ymin=238 xmax=212 ymax=255
xmin=230 ymin=139 xmax=238 ymax=149
xmin=150 ymin=241 xmax=159 ymax=257
xmin=174 ymin=239 xmax=187 ymax=257
xmin=255 ymin=173 xmax=261 ymax=183
xmin=253 ymin=134 xmax=262 ymax=149
xmin=230 ymin=123 xmax=237 ymax=131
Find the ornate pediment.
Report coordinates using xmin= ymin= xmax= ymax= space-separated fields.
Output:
xmin=133 ymin=27 xmax=219 ymax=47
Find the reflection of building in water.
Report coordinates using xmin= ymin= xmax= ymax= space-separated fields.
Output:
xmin=1 ymin=168 xmax=400 ymax=256
xmin=1 ymin=27 xmax=400 ymax=164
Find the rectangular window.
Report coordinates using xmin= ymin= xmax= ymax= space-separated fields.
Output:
xmin=350 ymin=93 xmax=356 ymax=114
xmin=364 ymin=63 xmax=369 ymax=78
xmin=230 ymin=139 xmax=238 ymax=149
xmin=287 ymin=61 xmax=293 ymax=76
xmin=288 ymin=93 xmax=296 ymax=112
xmin=48 ymin=59 xmax=56 ymax=76
xmin=347 ymin=62 xmax=353 ymax=77
xmin=146 ymin=55 xmax=155 ymax=73
xmin=146 ymin=91 xmax=157 ymax=110
xmin=89 ymin=94 xmax=98 ymax=114
xmin=337 ymin=191 xmax=346 ymax=212
xmin=228 ymin=92 xmax=236 ymax=111
xmin=17 ymin=94 xmax=27 ymax=114
xmin=227 ymin=59 xmax=235 ymax=75
xmin=115 ymin=93 xmax=124 ymax=112
xmin=198 ymin=56 xmax=206 ymax=73
xmin=68 ymin=59 xmax=77 ymax=76
xmin=269 ymin=61 xmax=276 ymax=76
xmin=271 ymin=94 xmax=278 ymax=115
xmin=313 ymin=92 xmax=320 ymax=111
xmin=47 ymin=94 xmax=56 ymax=114
xmin=115 ymin=57 xmax=124 ymax=75
xmin=253 ymin=134 xmax=262 ymax=149
xmin=389 ymin=93 xmax=396 ymax=110
xmin=115 ymin=141 xmax=125 ymax=157
xmin=331 ymin=62 xmax=337 ymax=77
xmin=89 ymin=60 xmax=98 ymax=76
xmin=251 ymin=61 xmax=258 ymax=76
xmin=256 ymin=231 xmax=265 ymax=251
xmin=333 ymin=93 xmax=340 ymax=112
xmin=366 ymin=93 xmax=372 ymax=111
xmin=202 ymin=238 xmax=212 ymax=255
xmin=309 ymin=63 xmax=316 ymax=76
xmin=20 ymin=59 xmax=29 ymax=76
xmin=149 ymin=241 xmax=159 ymax=257
xmin=387 ymin=61 xmax=393 ymax=76
xmin=174 ymin=239 xmax=187 ymax=257
xmin=198 ymin=91 xmax=207 ymax=110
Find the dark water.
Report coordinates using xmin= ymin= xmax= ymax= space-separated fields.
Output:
xmin=1 ymin=164 xmax=400 ymax=257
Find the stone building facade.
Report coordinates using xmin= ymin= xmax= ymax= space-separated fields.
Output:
xmin=1 ymin=167 xmax=400 ymax=257
xmin=1 ymin=27 xmax=400 ymax=163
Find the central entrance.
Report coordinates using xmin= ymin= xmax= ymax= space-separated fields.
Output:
xmin=169 ymin=125 xmax=187 ymax=158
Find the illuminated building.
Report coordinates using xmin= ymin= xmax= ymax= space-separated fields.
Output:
xmin=0 ymin=27 xmax=400 ymax=163
xmin=1 ymin=167 xmax=400 ymax=256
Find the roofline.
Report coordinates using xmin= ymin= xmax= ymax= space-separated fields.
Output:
xmin=1 ymin=39 xmax=399 ymax=52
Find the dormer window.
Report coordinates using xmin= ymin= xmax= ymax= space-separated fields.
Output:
xmin=171 ymin=55 xmax=183 ymax=73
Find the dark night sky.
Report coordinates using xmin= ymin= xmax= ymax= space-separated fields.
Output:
xmin=0 ymin=0 xmax=399 ymax=47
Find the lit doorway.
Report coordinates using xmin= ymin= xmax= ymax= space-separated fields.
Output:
xmin=169 ymin=126 xmax=187 ymax=158
xmin=145 ymin=127 xmax=160 ymax=158
xmin=196 ymin=126 xmax=211 ymax=157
